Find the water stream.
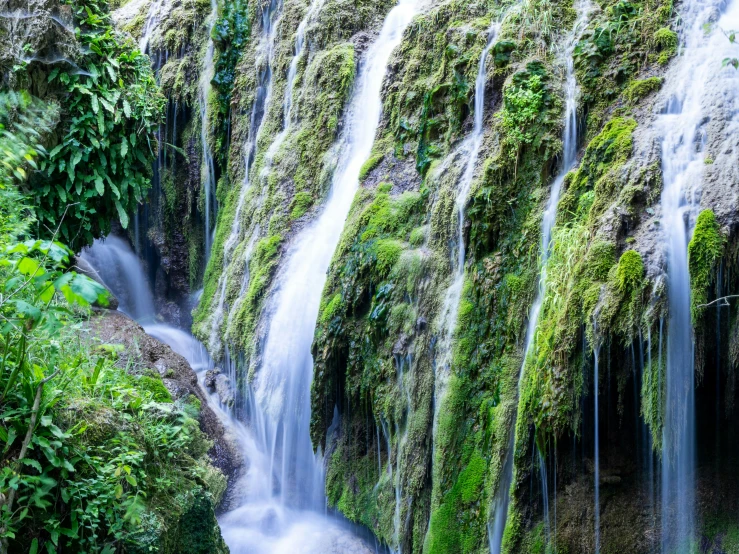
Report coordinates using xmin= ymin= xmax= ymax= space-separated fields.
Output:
xmin=207 ymin=0 xmax=283 ymax=356
xmin=228 ymin=0 xmax=419 ymax=510
xmin=656 ymin=0 xmax=739 ymax=548
xmin=81 ymin=234 xmax=383 ymax=552
xmin=433 ymin=20 xmax=500 ymax=440
xmin=488 ymin=3 xmax=591 ymax=551
xmin=200 ymin=0 xmax=218 ymax=259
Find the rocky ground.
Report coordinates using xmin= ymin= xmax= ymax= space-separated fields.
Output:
xmin=85 ymin=308 xmax=242 ymax=504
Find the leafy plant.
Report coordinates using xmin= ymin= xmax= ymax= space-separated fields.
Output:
xmin=28 ymin=0 xmax=164 ymax=250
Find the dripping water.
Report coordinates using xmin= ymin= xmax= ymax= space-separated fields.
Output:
xmin=201 ymin=0 xmax=218 ymax=260
xmin=656 ymin=0 xmax=739 ymax=548
xmin=488 ymin=3 xmax=591 ymax=551
xmin=433 ymin=20 xmax=499 ymax=441
xmin=207 ymin=0 xmax=283 ymax=357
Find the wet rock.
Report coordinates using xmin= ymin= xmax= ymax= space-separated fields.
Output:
xmin=85 ymin=310 xmax=242 ymax=498
xmin=205 ymin=369 xmax=235 ymax=408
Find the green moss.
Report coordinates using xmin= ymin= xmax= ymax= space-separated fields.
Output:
xmin=585 ymin=117 xmax=637 ymax=168
xmin=359 ymin=154 xmax=385 ymax=181
xmin=688 ymin=209 xmax=725 ymax=322
xmin=374 ymin=239 xmax=404 ymax=276
xmin=654 ymin=27 xmax=678 ymax=53
xmin=320 ymin=293 xmax=343 ymax=325
xmin=616 ymin=249 xmax=644 ymax=294
xmin=409 ymin=225 xmax=427 ymax=246
xmin=138 ymin=375 xmax=173 ymax=403
xmin=623 ymin=77 xmax=663 ymax=103
xmin=290 ymin=191 xmax=313 ymax=219
xmin=174 ymin=492 xmax=228 ymax=554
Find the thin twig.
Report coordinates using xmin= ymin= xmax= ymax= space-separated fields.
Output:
xmin=696 ymin=295 xmax=739 ymax=309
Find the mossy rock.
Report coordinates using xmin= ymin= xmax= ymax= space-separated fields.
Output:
xmin=137 ymin=375 xmax=173 ymax=403
xmin=688 ymin=209 xmax=725 ymax=322
xmin=174 ymin=492 xmax=228 ymax=554
xmin=623 ymin=77 xmax=663 ymax=103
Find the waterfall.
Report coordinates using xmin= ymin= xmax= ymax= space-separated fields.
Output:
xmin=80 ymin=235 xmax=156 ymax=321
xmin=207 ymin=0 xmax=283 ymax=356
xmin=488 ymin=3 xmax=591 ymax=551
xmin=201 ymin=0 xmax=218 ymax=260
xmin=80 ymin=234 xmax=383 ymax=552
xmin=138 ymin=0 xmax=166 ymax=53
xmin=433 ymin=20 xmax=499 ymax=441
xmin=656 ymin=0 xmax=739 ymax=548
xmin=215 ymin=0 xmax=420 ymax=549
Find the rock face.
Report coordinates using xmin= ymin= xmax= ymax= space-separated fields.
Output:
xmin=204 ymin=369 xmax=235 ymax=408
xmin=102 ymin=0 xmax=739 ymax=549
xmin=87 ymin=309 xmax=242 ymax=487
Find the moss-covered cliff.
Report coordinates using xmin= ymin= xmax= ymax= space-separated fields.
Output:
xmin=26 ymin=0 xmax=737 ymax=549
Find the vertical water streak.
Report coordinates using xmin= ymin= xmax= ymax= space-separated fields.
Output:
xmin=537 ymin=447 xmax=551 ymax=548
xmin=211 ymin=5 xmax=422 ymax=549
xmin=433 ymin=20 xmax=499 ymax=439
xmin=656 ymin=0 xmax=739 ymax=547
xmin=207 ymin=0 xmax=283 ymax=356
xmin=200 ymin=0 xmax=218 ymax=260
xmin=593 ymin=326 xmax=601 ymax=554
xmin=488 ymin=4 xmax=591 ymax=551
xmin=139 ymin=0 xmax=165 ymax=53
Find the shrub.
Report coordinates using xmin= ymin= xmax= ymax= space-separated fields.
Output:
xmin=28 ymin=0 xmax=164 ymax=250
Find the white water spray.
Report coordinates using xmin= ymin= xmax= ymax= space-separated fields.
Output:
xmin=217 ymin=0 xmax=421 ymax=549
xmin=488 ymin=3 xmax=591 ymax=551
xmin=657 ymin=0 xmax=739 ymax=548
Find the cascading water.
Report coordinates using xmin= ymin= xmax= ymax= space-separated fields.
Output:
xmin=200 ymin=0 xmax=218 ymax=259
xmin=215 ymin=0 xmax=421 ymax=550
xmin=81 ymin=235 xmax=382 ymax=552
xmin=207 ymin=0 xmax=282 ymax=355
xmin=488 ymin=3 xmax=591 ymax=551
xmin=226 ymin=0 xmax=325 ymax=322
xmin=80 ymin=235 xmax=156 ymax=321
xmin=656 ymin=0 xmax=739 ymax=548
xmin=433 ymin=20 xmax=499 ymax=438
xmin=138 ymin=0 xmax=166 ymax=53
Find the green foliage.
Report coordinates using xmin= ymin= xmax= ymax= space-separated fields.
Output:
xmin=212 ymin=0 xmax=250 ymax=156
xmin=0 ymin=92 xmax=58 ymax=192
xmin=688 ymin=209 xmax=725 ymax=323
xmin=623 ymin=76 xmax=663 ymax=103
xmin=290 ymin=191 xmax=313 ymax=220
xmin=0 ymin=141 xmax=224 ymax=552
xmin=496 ymin=63 xmax=555 ymax=160
xmin=359 ymin=154 xmax=384 ymax=181
xmin=29 ymin=0 xmax=164 ymax=250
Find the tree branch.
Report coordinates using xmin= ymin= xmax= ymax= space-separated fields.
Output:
xmin=696 ymin=295 xmax=739 ymax=309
